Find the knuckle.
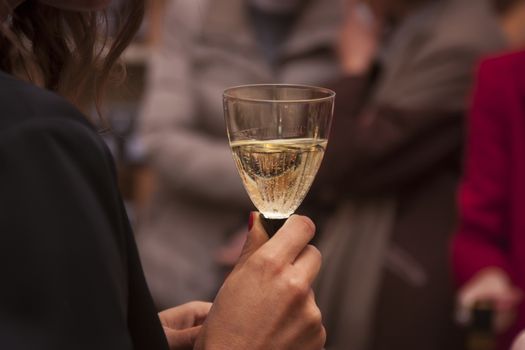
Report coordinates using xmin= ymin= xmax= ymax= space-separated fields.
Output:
xmin=308 ymin=324 xmax=326 ymax=350
xmin=306 ymin=305 xmax=323 ymax=329
xmin=187 ymin=300 xmax=203 ymax=307
xmin=188 ymin=300 xmax=212 ymax=312
xmin=319 ymin=325 xmax=327 ymax=348
xmin=287 ymin=276 xmax=310 ymax=299
xmin=294 ymin=215 xmax=316 ymax=236
xmin=306 ymin=244 xmax=322 ymax=262
xmin=249 ymin=250 xmax=281 ymax=273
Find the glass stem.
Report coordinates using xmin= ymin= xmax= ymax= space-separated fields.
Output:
xmin=260 ymin=216 xmax=288 ymax=237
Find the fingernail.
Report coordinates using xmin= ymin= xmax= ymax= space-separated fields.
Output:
xmin=248 ymin=212 xmax=254 ymax=231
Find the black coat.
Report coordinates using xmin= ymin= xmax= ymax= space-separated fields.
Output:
xmin=0 ymin=71 xmax=169 ymax=350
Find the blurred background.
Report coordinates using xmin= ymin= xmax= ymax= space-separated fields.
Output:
xmin=101 ymin=0 xmax=525 ymax=349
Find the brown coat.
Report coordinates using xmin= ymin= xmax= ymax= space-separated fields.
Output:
xmin=309 ymin=0 xmax=507 ymax=349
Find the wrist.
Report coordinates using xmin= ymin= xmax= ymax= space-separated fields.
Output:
xmin=194 ymin=329 xmax=249 ymax=350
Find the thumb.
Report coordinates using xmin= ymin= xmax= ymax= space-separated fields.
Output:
xmin=237 ymin=212 xmax=269 ymax=265
xmin=164 ymin=325 xmax=202 ymax=350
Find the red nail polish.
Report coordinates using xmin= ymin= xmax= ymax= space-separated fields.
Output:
xmin=248 ymin=212 xmax=254 ymax=231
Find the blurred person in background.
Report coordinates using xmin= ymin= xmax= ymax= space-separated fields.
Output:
xmin=137 ymin=0 xmax=344 ymax=308
xmin=0 ymin=0 xmax=329 ymax=349
xmin=452 ymin=0 xmax=525 ymax=349
xmin=305 ymin=0 xmax=508 ymax=349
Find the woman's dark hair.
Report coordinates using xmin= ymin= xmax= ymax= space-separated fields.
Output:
xmin=0 ymin=0 xmax=144 ymax=112
xmin=493 ymin=0 xmax=521 ymax=13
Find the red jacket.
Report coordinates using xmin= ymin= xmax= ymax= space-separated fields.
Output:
xmin=452 ymin=51 xmax=525 ymax=348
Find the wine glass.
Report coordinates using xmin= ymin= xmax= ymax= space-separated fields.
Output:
xmin=223 ymin=84 xmax=335 ymax=235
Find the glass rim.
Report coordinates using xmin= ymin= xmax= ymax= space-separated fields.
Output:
xmin=223 ymin=83 xmax=336 ymax=103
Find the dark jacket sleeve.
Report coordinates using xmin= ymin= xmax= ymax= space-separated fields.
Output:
xmin=309 ymin=44 xmax=487 ymax=202
xmin=0 ymin=117 xmax=149 ymax=349
xmin=317 ymin=103 xmax=462 ymax=194
xmin=312 ymin=75 xmax=463 ymax=199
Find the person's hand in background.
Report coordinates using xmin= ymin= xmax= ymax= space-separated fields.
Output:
xmin=338 ymin=0 xmax=382 ymax=75
xmin=457 ymin=267 xmax=523 ymax=333
xmin=159 ymin=301 xmax=212 ymax=350
xmin=512 ymin=331 xmax=525 ymax=350
xmin=195 ymin=213 xmax=325 ymax=350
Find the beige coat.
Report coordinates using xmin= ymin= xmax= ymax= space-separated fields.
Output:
xmin=137 ymin=0 xmax=343 ymax=307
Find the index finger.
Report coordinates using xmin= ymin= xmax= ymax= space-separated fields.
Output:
xmin=259 ymin=215 xmax=316 ymax=263
xmin=159 ymin=301 xmax=212 ymax=329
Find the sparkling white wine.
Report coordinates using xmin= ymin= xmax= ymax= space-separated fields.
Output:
xmin=231 ymin=138 xmax=327 ymax=219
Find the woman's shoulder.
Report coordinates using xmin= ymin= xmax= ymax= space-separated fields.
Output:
xmin=0 ymin=70 xmax=93 ymax=134
xmin=480 ymin=49 xmax=525 ymax=67
xmin=477 ymin=50 xmax=525 ymax=84
xmin=0 ymin=72 xmax=117 ymax=190
xmin=469 ymin=50 xmax=525 ymax=129
xmin=0 ymin=70 xmax=110 ymax=160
